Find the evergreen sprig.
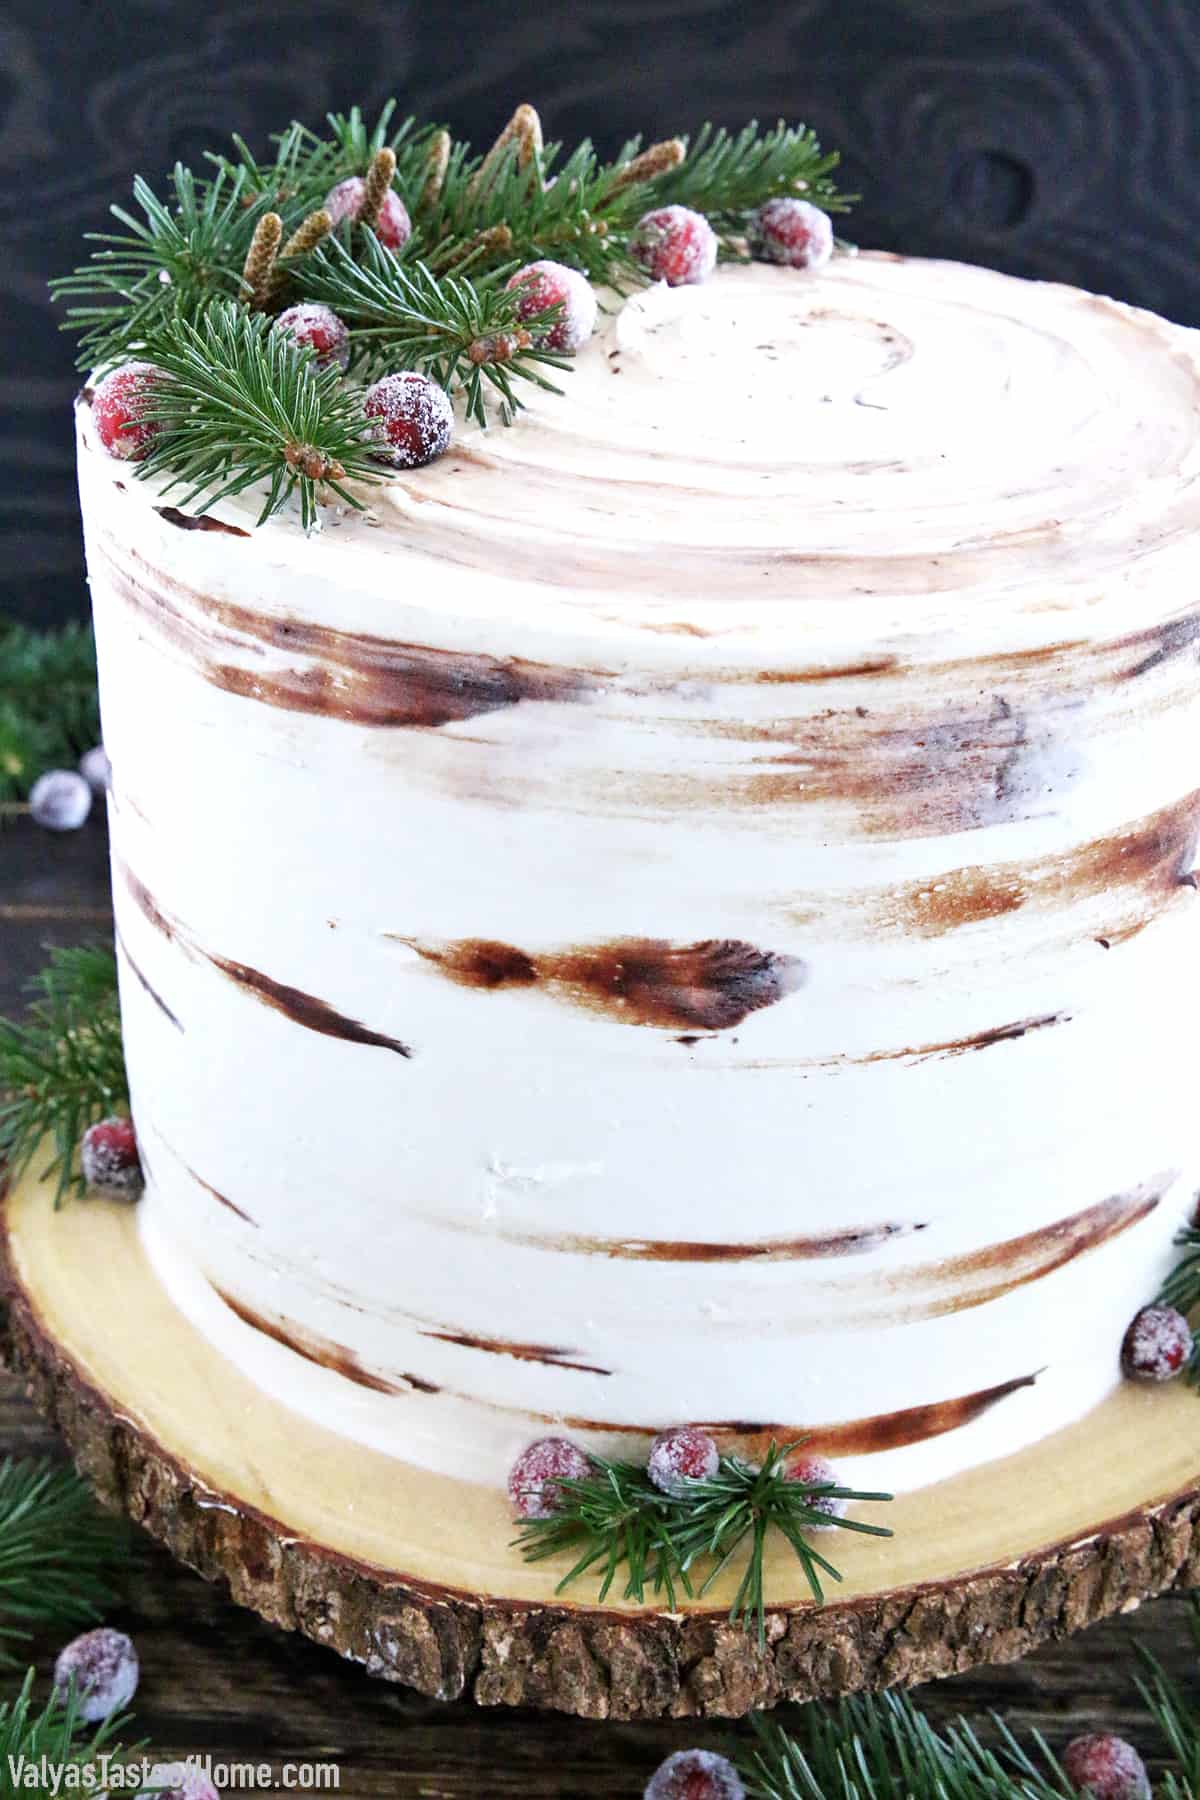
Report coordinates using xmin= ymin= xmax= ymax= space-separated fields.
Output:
xmin=135 ymin=301 xmax=381 ymax=528
xmin=648 ymin=120 xmax=853 ymax=235
xmin=0 ymin=1669 xmax=138 ymax=1800
xmin=298 ymin=236 xmax=569 ymax=424
xmin=0 ymin=943 xmax=127 ymax=1205
xmin=1156 ymin=1222 xmax=1200 ymax=1386
xmin=0 ymin=1459 xmax=130 ymax=1664
xmin=0 ymin=619 xmax=99 ymax=803
xmin=514 ymin=1440 xmax=892 ymax=1645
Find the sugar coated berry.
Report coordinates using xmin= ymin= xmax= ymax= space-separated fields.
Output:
xmin=1121 ymin=1304 xmax=1192 ymax=1382
xmin=29 ymin=769 xmax=92 ymax=832
xmin=91 ymin=361 xmax=166 ymax=461
xmin=324 ymin=175 xmax=411 ymax=251
xmin=143 ymin=1763 xmax=220 ymax=1800
xmin=53 ymin=1628 xmax=139 ymax=1723
xmin=752 ymin=197 xmax=834 ymax=271
xmin=783 ymin=1451 xmax=847 ymax=1530
xmin=1062 ymin=1733 xmax=1151 ymax=1800
xmin=81 ymin=1116 xmax=143 ymax=1197
xmin=363 ymin=372 xmax=453 ymax=469
xmin=78 ymin=744 xmax=111 ymax=795
xmin=644 ymin=1748 xmax=746 ymax=1800
xmin=274 ymin=302 xmax=351 ymax=371
xmin=647 ymin=1426 xmax=719 ymax=1497
xmin=504 ymin=259 xmax=598 ymax=352
xmin=508 ymin=1436 xmax=591 ymax=1520
xmin=630 ymin=205 xmax=718 ymax=287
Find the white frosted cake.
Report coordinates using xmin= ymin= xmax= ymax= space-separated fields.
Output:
xmin=76 ymin=250 xmax=1200 ymax=1510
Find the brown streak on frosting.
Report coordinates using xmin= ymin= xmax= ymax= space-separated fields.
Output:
xmin=509 ymin=1220 xmax=926 ymax=1263
xmin=214 ymin=1286 xmax=430 ymax=1395
xmin=186 ymin=1164 xmax=257 ymax=1228
xmin=400 ymin=935 xmax=806 ymax=1031
xmin=418 ymin=1326 xmax=612 ymax=1377
xmin=114 ymin=926 xmax=183 ymax=1032
xmin=692 ymin=1373 xmax=1040 ymax=1458
xmin=155 ymin=505 xmax=251 ymax=538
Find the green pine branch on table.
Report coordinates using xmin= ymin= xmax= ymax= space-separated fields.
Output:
xmin=0 ymin=944 xmax=126 ymax=1206
xmin=0 ymin=1668 xmax=138 ymax=1799
xmin=0 ymin=1459 xmax=130 ymax=1665
xmin=0 ymin=620 xmax=99 ymax=804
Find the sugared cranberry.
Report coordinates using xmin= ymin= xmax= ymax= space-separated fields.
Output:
xmin=504 ymin=259 xmax=598 ymax=352
xmin=630 ymin=205 xmax=718 ymax=287
xmin=78 ymin=745 xmax=111 ymax=796
xmin=644 ymin=1748 xmax=746 ymax=1800
xmin=274 ymin=302 xmax=351 ymax=371
xmin=1062 ymin=1733 xmax=1151 ymax=1800
xmin=752 ymin=197 xmax=834 ymax=271
xmin=91 ymin=362 xmax=167 ymax=461
xmin=1121 ymin=1304 xmax=1192 ymax=1382
xmin=508 ymin=1436 xmax=591 ymax=1520
xmin=80 ymin=1117 xmax=143 ymax=1197
xmin=363 ymin=372 xmax=453 ymax=469
xmin=782 ymin=1451 xmax=847 ymax=1530
xmin=324 ymin=176 xmax=411 ymax=251
xmin=647 ymin=1426 xmax=719 ymax=1497
xmin=142 ymin=1763 xmax=219 ymax=1800
xmin=30 ymin=770 xmax=91 ymax=832
xmin=53 ymin=1628 xmax=139 ymax=1723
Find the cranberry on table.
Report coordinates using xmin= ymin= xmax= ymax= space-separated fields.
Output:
xmin=53 ymin=1628 xmax=139 ymax=1723
xmin=91 ymin=362 xmax=167 ymax=461
xmin=508 ymin=1436 xmax=591 ymax=1520
xmin=504 ymin=259 xmax=598 ymax=351
xmin=647 ymin=1426 xmax=719 ymax=1496
xmin=630 ymin=205 xmax=718 ymax=287
xmin=644 ymin=1748 xmax=746 ymax=1800
xmin=752 ymin=196 xmax=834 ymax=270
xmin=363 ymin=372 xmax=454 ymax=469
xmin=324 ymin=176 xmax=411 ymax=250
xmin=29 ymin=769 xmax=92 ymax=832
xmin=782 ymin=1450 xmax=847 ymax=1528
xmin=80 ymin=1116 xmax=143 ymax=1196
xmin=274 ymin=302 xmax=351 ymax=371
xmin=1062 ymin=1732 xmax=1152 ymax=1800
xmin=143 ymin=1762 xmax=220 ymax=1800
xmin=1121 ymin=1304 xmax=1192 ymax=1381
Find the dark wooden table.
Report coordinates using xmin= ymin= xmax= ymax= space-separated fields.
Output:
xmin=2 ymin=809 xmax=1196 ymax=1795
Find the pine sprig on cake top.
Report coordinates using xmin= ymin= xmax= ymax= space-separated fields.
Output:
xmin=0 ymin=944 xmax=127 ymax=1205
xmin=0 ymin=1459 xmax=130 ymax=1665
xmin=510 ymin=1431 xmax=892 ymax=1645
xmin=0 ymin=619 xmax=100 ymax=804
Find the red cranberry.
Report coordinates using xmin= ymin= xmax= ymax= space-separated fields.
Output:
xmin=504 ymin=259 xmax=598 ymax=352
xmin=630 ymin=205 xmax=718 ymax=287
xmin=644 ymin=1748 xmax=745 ymax=1800
xmin=1121 ymin=1305 xmax=1192 ymax=1382
xmin=53 ymin=1628 xmax=139 ymax=1723
xmin=752 ymin=197 xmax=834 ymax=271
xmin=508 ymin=1436 xmax=591 ymax=1520
xmin=274 ymin=302 xmax=351 ymax=371
xmin=363 ymin=372 xmax=453 ymax=469
xmin=647 ymin=1426 xmax=719 ymax=1497
xmin=1062 ymin=1733 xmax=1151 ymax=1800
xmin=324 ymin=176 xmax=411 ymax=250
xmin=782 ymin=1451 xmax=847 ymax=1529
xmin=91 ymin=362 xmax=167 ymax=461
xmin=80 ymin=1117 xmax=143 ymax=1197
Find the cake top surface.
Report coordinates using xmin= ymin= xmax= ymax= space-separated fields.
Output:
xmin=79 ymin=251 xmax=1200 ymax=659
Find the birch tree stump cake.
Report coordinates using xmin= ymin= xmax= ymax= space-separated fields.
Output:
xmin=5 ymin=106 xmax=1200 ymax=1720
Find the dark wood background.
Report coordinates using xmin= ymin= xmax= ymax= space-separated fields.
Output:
xmin=5 ymin=0 xmax=1200 ymax=1790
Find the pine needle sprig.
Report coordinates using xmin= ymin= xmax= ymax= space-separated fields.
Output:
xmin=135 ymin=301 xmax=381 ymax=528
xmin=0 ymin=943 xmax=127 ymax=1205
xmin=297 ymin=236 xmax=570 ymax=424
xmin=0 ymin=1669 xmax=140 ymax=1800
xmin=647 ymin=120 xmax=855 ymax=235
xmin=1156 ymin=1222 xmax=1200 ymax=1386
xmin=1134 ymin=1602 xmax=1200 ymax=1800
xmin=0 ymin=619 xmax=99 ymax=803
xmin=515 ymin=1440 xmax=892 ymax=1643
xmin=50 ymin=163 xmax=268 ymax=373
xmin=0 ymin=1459 xmax=130 ymax=1663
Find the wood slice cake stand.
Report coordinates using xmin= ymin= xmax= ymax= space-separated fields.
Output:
xmin=3 ymin=1164 xmax=1200 ymax=1722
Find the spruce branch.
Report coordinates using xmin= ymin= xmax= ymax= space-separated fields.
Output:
xmin=0 ymin=619 xmax=99 ymax=803
xmin=297 ymin=236 xmax=568 ymax=425
xmin=135 ymin=300 xmax=381 ymax=528
xmin=0 ymin=1459 xmax=130 ymax=1663
xmin=650 ymin=120 xmax=855 ymax=231
xmin=599 ymin=136 xmax=686 ymax=204
xmin=0 ymin=1669 xmax=139 ymax=1799
xmin=1134 ymin=1601 xmax=1200 ymax=1800
xmin=468 ymin=103 xmax=544 ymax=203
xmin=240 ymin=209 xmax=282 ymax=307
xmin=0 ymin=944 xmax=127 ymax=1205
xmin=1156 ymin=1221 xmax=1200 ymax=1386
xmin=514 ymin=1441 xmax=892 ymax=1645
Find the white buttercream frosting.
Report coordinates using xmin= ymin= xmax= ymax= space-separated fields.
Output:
xmin=76 ymin=253 xmax=1200 ymax=1496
